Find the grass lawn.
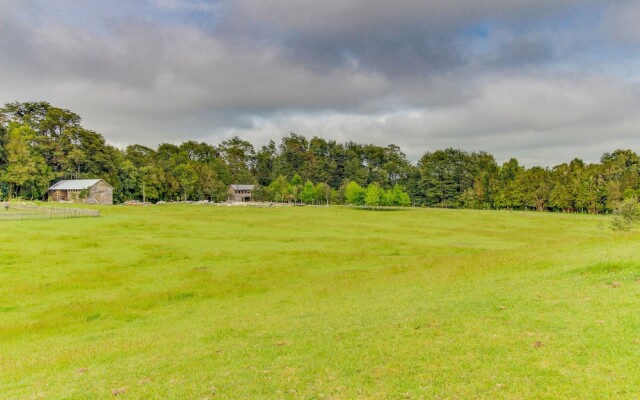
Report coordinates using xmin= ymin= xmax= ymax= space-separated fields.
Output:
xmin=1 ymin=205 xmax=639 ymax=399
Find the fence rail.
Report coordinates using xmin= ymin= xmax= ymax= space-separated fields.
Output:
xmin=0 ymin=203 xmax=100 ymax=221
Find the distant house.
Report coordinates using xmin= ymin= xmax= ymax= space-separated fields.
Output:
xmin=227 ymin=184 xmax=255 ymax=202
xmin=48 ymin=179 xmax=114 ymax=205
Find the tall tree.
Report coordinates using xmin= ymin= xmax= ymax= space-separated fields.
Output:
xmin=518 ymin=166 xmax=552 ymax=211
xmin=365 ymin=183 xmax=384 ymax=207
xmin=268 ymin=175 xmax=292 ymax=203
xmin=274 ymin=132 xmax=309 ymax=179
xmin=419 ymin=148 xmax=478 ymax=207
xmin=2 ymin=125 xmax=36 ymax=198
xmin=174 ymin=163 xmax=198 ymax=201
xmin=300 ymin=180 xmax=316 ymax=204
xmin=255 ymin=140 xmax=277 ymax=186
xmin=345 ymin=181 xmax=366 ymax=206
xmin=218 ymin=136 xmax=255 ymax=183
xmin=307 ymin=137 xmax=337 ymax=185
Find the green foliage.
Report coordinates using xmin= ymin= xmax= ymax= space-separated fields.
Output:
xmin=2 ymin=125 xmax=37 ymax=198
xmin=118 ymin=159 xmax=139 ymax=200
xmin=389 ymin=184 xmax=411 ymax=206
xmin=2 ymin=100 xmax=640 ymax=211
xmin=192 ymin=162 xmax=227 ymax=201
xmin=418 ymin=148 xmax=496 ymax=208
xmin=78 ymin=187 xmax=90 ymax=199
xmin=611 ymin=198 xmax=640 ymax=231
xmin=139 ymin=165 xmax=163 ymax=202
xmin=174 ymin=163 xmax=198 ymax=201
xmin=314 ymin=182 xmax=331 ymax=205
xmin=0 ymin=102 xmax=123 ymax=200
xmin=275 ymin=132 xmax=309 ymax=178
xmin=519 ymin=166 xmax=552 ymax=211
xmin=300 ymin=180 xmax=316 ymax=204
xmin=345 ymin=180 xmax=366 ymax=205
xmin=254 ymin=140 xmax=277 ymax=186
xmin=290 ymin=174 xmax=303 ymax=203
xmin=268 ymin=175 xmax=291 ymax=202
xmin=218 ymin=136 xmax=255 ymax=184
xmin=365 ymin=182 xmax=383 ymax=207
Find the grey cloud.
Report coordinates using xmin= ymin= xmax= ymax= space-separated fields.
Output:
xmin=227 ymin=73 xmax=640 ymax=166
xmin=601 ymin=1 xmax=640 ymax=43
xmin=224 ymin=0 xmax=603 ymax=75
xmin=486 ymin=37 xmax=556 ymax=68
xmin=1 ymin=1 xmax=639 ymax=167
xmin=1 ymin=19 xmax=390 ymax=114
xmin=151 ymin=0 xmax=220 ymax=13
xmin=229 ymin=0 xmax=594 ymax=36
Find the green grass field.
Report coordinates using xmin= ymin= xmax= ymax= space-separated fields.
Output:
xmin=1 ymin=205 xmax=639 ymax=399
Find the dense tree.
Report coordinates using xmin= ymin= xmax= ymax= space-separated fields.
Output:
xmin=118 ymin=159 xmax=140 ymax=200
xmin=289 ymin=174 xmax=303 ymax=203
xmin=419 ymin=148 xmax=482 ymax=207
xmin=173 ymin=163 xmax=196 ymax=201
xmin=493 ymin=158 xmax=523 ymax=209
xmin=343 ymin=142 xmax=368 ymax=186
xmin=268 ymin=175 xmax=292 ymax=203
xmin=0 ymin=102 xmax=126 ymax=199
xmin=192 ymin=162 xmax=227 ymax=201
xmin=125 ymin=144 xmax=156 ymax=168
xmin=314 ymin=182 xmax=331 ymax=205
xmin=255 ymin=140 xmax=277 ymax=186
xmin=180 ymin=141 xmax=218 ymax=162
xmin=2 ymin=101 xmax=640 ymax=213
xmin=383 ymin=145 xmax=412 ymax=186
xmin=139 ymin=165 xmax=163 ymax=202
xmin=275 ymin=133 xmax=309 ymax=179
xmin=300 ymin=180 xmax=316 ymax=204
xmin=307 ymin=137 xmax=337 ymax=185
xmin=2 ymin=125 xmax=37 ymax=198
xmin=345 ymin=181 xmax=366 ymax=206
xmin=218 ymin=136 xmax=255 ymax=184
xmin=365 ymin=183 xmax=384 ymax=207
xmin=518 ymin=167 xmax=552 ymax=211
xmin=389 ymin=185 xmax=412 ymax=207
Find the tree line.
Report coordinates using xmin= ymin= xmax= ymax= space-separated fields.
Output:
xmin=0 ymin=101 xmax=638 ymax=213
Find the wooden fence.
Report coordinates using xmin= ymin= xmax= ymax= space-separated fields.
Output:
xmin=0 ymin=203 xmax=100 ymax=221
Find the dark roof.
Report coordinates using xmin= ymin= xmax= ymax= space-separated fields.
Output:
xmin=229 ymin=184 xmax=255 ymax=191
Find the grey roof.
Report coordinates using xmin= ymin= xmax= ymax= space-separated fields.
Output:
xmin=48 ymin=179 xmax=105 ymax=191
xmin=229 ymin=184 xmax=255 ymax=191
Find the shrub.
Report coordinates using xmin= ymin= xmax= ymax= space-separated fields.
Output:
xmin=611 ymin=198 xmax=640 ymax=231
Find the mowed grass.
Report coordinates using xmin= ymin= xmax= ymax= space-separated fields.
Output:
xmin=1 ymin=205 xmax=639 ymax=399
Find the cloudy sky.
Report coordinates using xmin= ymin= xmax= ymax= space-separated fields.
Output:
xmin=1 ymin=0 xmax=639 ymax=166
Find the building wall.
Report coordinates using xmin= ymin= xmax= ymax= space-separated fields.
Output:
xmin=88 ymin=181 xmax=113 ymax=205
xmin=227 ymin=188 xmax=253 ymax=202
xmin=48 ymin=181 xmax=113 ymax=205
xmin=48 ymin=189 xmax=81 ymax=202
xmin=48 ymin=190 xmax=65 ymax=201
